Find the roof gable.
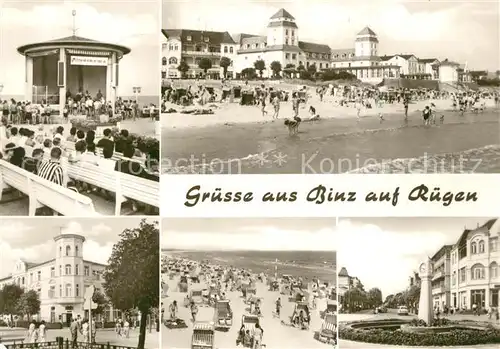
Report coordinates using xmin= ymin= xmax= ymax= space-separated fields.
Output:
xmin=270 ymin=8 xmax=295 ymax=20
xmin=357 ymin=27 xmax=376 ymax=36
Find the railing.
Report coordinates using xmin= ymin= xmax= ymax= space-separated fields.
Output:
xmin=432 ymin=270 xmax=444 ymax=281
xmin=182 ymin=50 xmax=220 ymax=56
xmin=3 ymin=339 xmax=137 ymax=349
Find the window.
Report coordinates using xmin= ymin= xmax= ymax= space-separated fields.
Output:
xmin=291 ymin=39 xmax=295 ymax=45
xmin=285 ymin=39 xmax=288 ymax=45
xmin=59 ymin=265 xmax=62 ymax=276
xmin=285 ymin=53 xmax=290 ymax=59
xmin=66 ymin=245 xmax=71 ymax=256
xmin=37 ymin=271 xmax=41 ymax=281
xmin=459 ymin=267 xmax=466 ymax=283
xmin=291 ymin=30 xmax=295 ymax=37
xmin=452 ymin=271 xmax=456 ymax=285
xmin=84 ymin=266 xmax=90 ymax=276
xmin=162 ymin=57 xmax=167 ymax=65
xmin=169 ymin=57 xmax=178 ymax=64
xmin=320 ymin=63 xmax=323 ymax=69
xmin=245 ymin=44 xmax=249 ymax=49
xmin=491 ymin=239 xmax=498 ymax=252
xmin=65 ymin=264 xmax=71 ymax=275
xmin=76 ymin=284 xmax=80 ymax=297
xmin=471 ymin=242 xmax=477 ymax=254
xmin=174 ymin=45 xmax=179 ymax=50
xmin=22 ymin=277 xmax=25 ymax=285
xmin=187 ymin=35 xmax=192 ymax=41
xmin=75 ymin=246 xmax=79 ymax=257
xmin=59 ymin=285 xmax=62 ymax=297
xmin=65 ymin=284 xmax=72 ymax=297
xmin=75 ymin=264 xmax=79 ymax=276
xmin=51 ymin=267 xmax=55 ymax=278
xmin=224 ymin=46 xmax=228 ymax=53
xmin=229 ymin=47 xmax=233 ymax=54
xmin=471 ymin=264 xmax=485 ymax=280
xmin=292 ymin=54 xmax=296 ymax=60
xmin=30 ymin=273 xmax=33 ymax=283
xmin=59 ymin=247 xmax=62 ymax=257
xmin=326 ymin=63 xmax=329 ymax=68
xmin=161 ymin=71 xmax=166 ymax=78
xmin=478 ymin=240 xmax=485 ymax=253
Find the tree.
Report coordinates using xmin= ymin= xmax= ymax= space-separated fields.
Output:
xmin=198 ymin=58 xmax=212 ymax=76
xmin=219 ymin=57 xmax=232 ymax=79
xmin=307 ymin=63 xmax=317 ymax=75
xmin=16 ymin=290 xmax=40 ymax=320
xmin=92 ymin=290 xmax=108 ymax=316
xmin=0 ymin=284 xmax=24 ymax=323
xmin=241 ymin=67 xmax=257 ymax=80
xmin=254 ymin=59 xmax=266 ymax=78
xmin=177 ymin=60 xmax=190 ymax=79
xmin=103 ymin=220 xmax=159 ymax=349
xmin=367 ymin=287 xmax=383 ymax=307
xmin=270 ymin=61 xmax=282 ymax=78
xmin=297 ymin=63 xmax=305 ymax=72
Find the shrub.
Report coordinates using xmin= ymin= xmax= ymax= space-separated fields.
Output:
xmin=0 ymin=319 xmax=7 ymax=327
xmin=339 ymin=326 xmax=500 ymax=346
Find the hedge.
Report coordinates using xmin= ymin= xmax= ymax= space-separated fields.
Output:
xmin=12 ymin=320 xmax=63 ymax=329
xmin=339 ymin=326 xmax=500 ymax=346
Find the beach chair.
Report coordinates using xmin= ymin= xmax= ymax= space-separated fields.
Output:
xmin=318 ymin=313 xmax=337 ymax=344
xmin=191 ymin=322 xmax=215 ymax=349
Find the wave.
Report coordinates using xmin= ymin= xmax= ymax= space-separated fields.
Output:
xmin=347 ymin=144 xmax=500 ymax=174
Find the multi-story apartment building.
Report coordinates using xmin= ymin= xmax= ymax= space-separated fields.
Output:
xmin=440 ymin=219 xmax=500 ymax=310
xmin=0 ymin=233 xmax=121 ymax=324
xmin=430 ymin=245 xmax=452 ymax=310
xmin=161 ymin=29 xmax=238 ymax=80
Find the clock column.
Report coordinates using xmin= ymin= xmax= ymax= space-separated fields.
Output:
xmin=418 ymin=259 xmax=434 ymax=325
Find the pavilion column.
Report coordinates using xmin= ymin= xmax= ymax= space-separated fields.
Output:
xmin=109 ymin=52 xmax=117 ymax=115
xmin=25 ymin=56 xmax=33 ymax=102
xmin=106 ymin=56 xmax=112 ymax=104
xmin=58 ymin=48 xmax=67 ymax=117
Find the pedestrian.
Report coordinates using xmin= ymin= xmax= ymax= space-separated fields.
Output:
xmin=123 ymin=319 xmax=130 ymax=338
xmin=38 ymin=320 xmax=47 ymax=343
xmin=190 ymin=301 xmax=198 ymax=322
xmin=70 ymin=318 xmax=79 ymax=348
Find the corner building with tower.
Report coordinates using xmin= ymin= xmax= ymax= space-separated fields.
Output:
xmin=0 ymin=233 xmax=122 ymax=325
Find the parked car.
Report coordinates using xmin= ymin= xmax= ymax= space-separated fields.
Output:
xmin=397 ymin=306 xmax=409 ymax=315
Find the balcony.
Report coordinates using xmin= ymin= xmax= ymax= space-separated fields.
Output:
xmin=432 ymin=270 xmax=445 ymax=281
xmin=432 ymin=286 xmax=447 ymax=295
xmin=182 ymin=50 xmax=220 ymax=57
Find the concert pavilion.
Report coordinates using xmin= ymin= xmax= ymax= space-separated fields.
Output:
xmin=17 ymin=35 xmax=130 ymax=115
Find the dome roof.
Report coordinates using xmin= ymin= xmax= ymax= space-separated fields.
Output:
xmin=17 ymin=35 xmax=131 ymax=56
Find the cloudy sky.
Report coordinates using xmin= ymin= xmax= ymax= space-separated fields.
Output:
xmin=162 ymin=218 xmax=337 ymax=251
xmin=0 ymin=0 xmax=159 ymax=97
xmin=336 ymin=217 xmax=498 ymax=297
xmin=163 ymin=0 xmax=499 ymax=71
xmin=0 ymin=217 xmax=153 ymax=279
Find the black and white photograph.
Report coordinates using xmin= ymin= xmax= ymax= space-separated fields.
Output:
xmin=0 ymin=217 xmax=160 ymax=349
xmin=0 ymin=0 xmax=160 ymax=216
xmin=336 ymin=217 xmax=500 ymax=348
xmin=161 ymin=0 xmax=499 ymax=175
xmin=161 ymin=218 xmax=337 ymax=348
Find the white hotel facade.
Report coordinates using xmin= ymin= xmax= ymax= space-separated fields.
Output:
xmin=161 ymin=8 xmax=468 ymax=85
xmin=430 ymin=219 xmax=499 ymax=311
xmin=0 ymin=233 xmax=121 ymax=325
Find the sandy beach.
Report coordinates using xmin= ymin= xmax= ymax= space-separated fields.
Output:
xmin=161 ymin=92 xmax=500 ymax=174
xmin=161 ymin=251 xmax=336 ymax=349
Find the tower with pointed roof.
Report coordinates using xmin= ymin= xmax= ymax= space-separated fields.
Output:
xmin=267 ymin=8 xmax=299 ymax=47
xmin=355 ymin=26 xmax=378 ymax=57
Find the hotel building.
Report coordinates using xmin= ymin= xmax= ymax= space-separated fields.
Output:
xmin=0 ymin=233 xmax=121 ymax=324
xmin=431 ymin=219 xmax=499 ymax=310
xmin=338 ymin=267 xmax=362 ymax=304
xmin=162 ymin=8 xmax=468 ymax=85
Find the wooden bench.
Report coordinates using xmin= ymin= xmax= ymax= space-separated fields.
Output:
xmin=0 ymin=161 xmax=99 ymax=216
xmin=66 ymin=161 xmax=159 ymax=215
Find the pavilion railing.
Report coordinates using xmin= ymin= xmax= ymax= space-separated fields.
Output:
xmin=2 ymin=339 xmax=137 ymax=349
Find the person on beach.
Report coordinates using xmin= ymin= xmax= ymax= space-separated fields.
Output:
xmin=272 ymin=95 xmax=280 ymax=119
xmin=422 ymin=106 xmax=431 ymax=126
xmin=169 ymin=300 xmax=178 ymax=320
xmin=190 ymin=301 xmax=198 ymax=322
xmin=260 ymin=95 xmax=268 ymax=117
xmin=275 ymin=297 xmax=282 ymax=318
xmin=403 ymin=98 xmax=409 ymax=120
xmin=254 ymin=323 xmax=264 ymax=349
